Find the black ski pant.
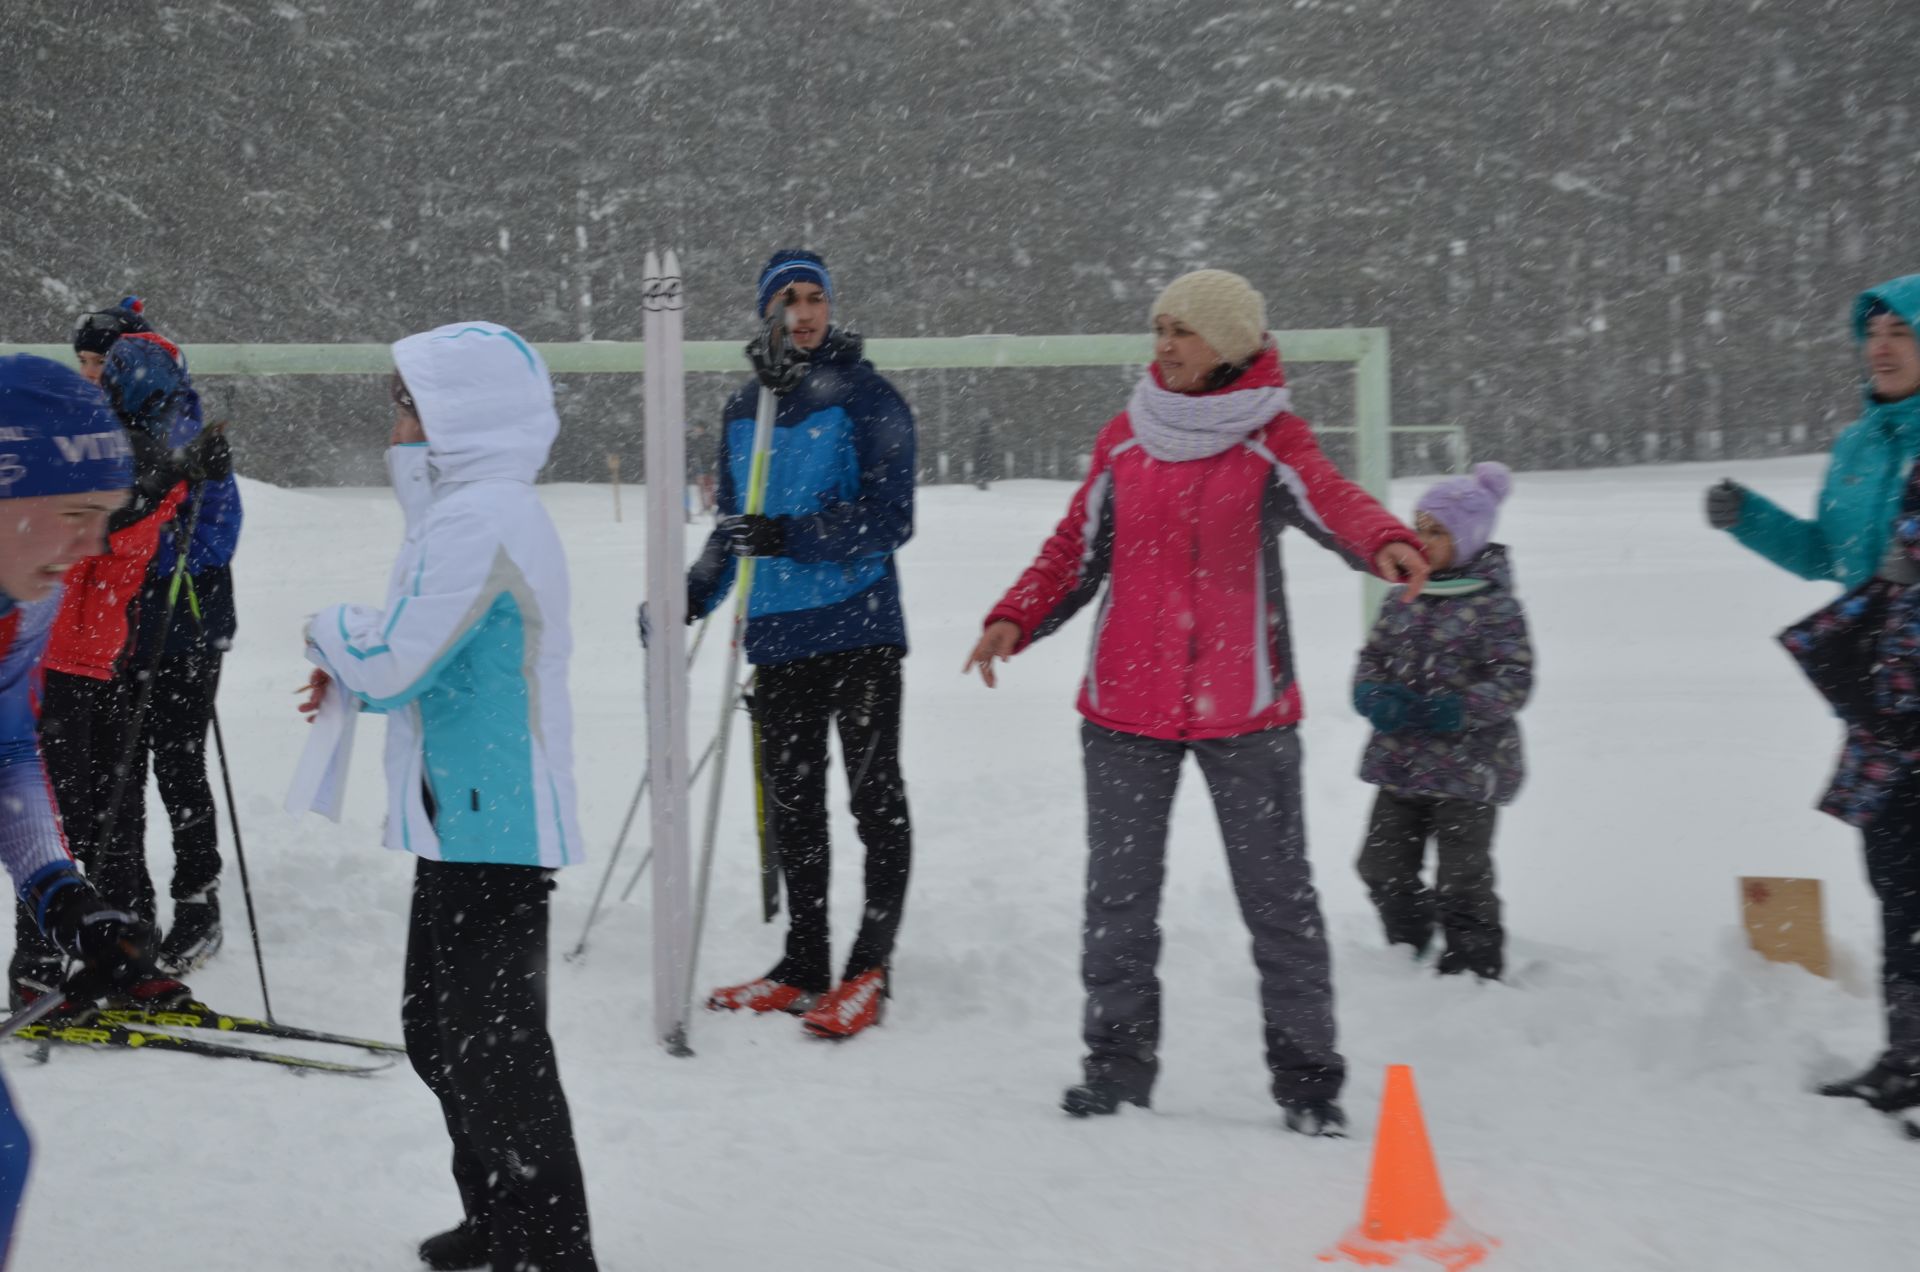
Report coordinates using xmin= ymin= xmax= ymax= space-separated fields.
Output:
xmin=114 ymin=649 xmax=224 ymax=904
xmin=754 ymin=645 xmax=912 ymax=994
xmin=13 ymin=672 xmax=144 ymax=968
xmin=402 ymin=858 xmax=596 ymax=1272
xmin=1079 ymin=722 xmax=1342 ymax=1105
xmin=1357 ymin=789 xmax=1504 ymax=977
xmin=1863 ymin=773 xmax=1920 ymax=1069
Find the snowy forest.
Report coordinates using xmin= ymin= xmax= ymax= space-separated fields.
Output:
xmin=3 ymin=0 xmax=1914 ymax=483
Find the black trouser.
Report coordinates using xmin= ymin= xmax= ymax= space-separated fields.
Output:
xmin=1357 ymin=789 xmax=1504 ymax=977
xmin=111 ymin=649 xmax=224 ymax=905
xmin=1863 ymin=775 xmax=1920 ymax=1068
xmin=754 ymin=645 xmax=912 ymax=994
xmin=13 ymin=672 xmax=141 ymax=967
xmin=403 ymin=858 xmax=596 ymax=1272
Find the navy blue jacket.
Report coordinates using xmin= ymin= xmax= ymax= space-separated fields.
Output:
xmin=136 ymin=387 xmax=242 ymax=656
xmin=688 ymin=329 xmax=915 ymax=665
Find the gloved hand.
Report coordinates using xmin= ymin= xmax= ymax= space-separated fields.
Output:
xmin=37 ymin=874 xmax=192 ymax=1009
xmin=1353 ymin=682 xmax=1419 ymax=733
xmin=1705 ymin=479 xmax=1745 ymax=531
xmin=175 ymin=426 xmax=232 ymax=483
xmin=637 ymin=601 xmax=652 ymax=649
xmin=1411 ymin=693 xmax=1466 ymax=733
xmin=719 ymin=514 xmax=786 ymax=559
xmin=746 ymin=313 xmax=809 ymax=396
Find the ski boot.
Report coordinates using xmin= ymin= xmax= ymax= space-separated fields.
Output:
xmin=706 ymin=977 xmax=818 ymax=1015
xmin=801 ymin=965 xmax=889 ymax=1040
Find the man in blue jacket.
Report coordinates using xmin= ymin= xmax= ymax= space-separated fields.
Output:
xmin=692 ymin=250 xmax=916 ymax=1040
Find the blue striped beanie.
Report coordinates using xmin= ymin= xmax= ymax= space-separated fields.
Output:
xmin=755 ymin=249 xmax=833 ymax=316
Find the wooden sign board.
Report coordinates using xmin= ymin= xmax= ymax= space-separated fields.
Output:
xmin=1739 ymin=876 xmax=1830 ymax=979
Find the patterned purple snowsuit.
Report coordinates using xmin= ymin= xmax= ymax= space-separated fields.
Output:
xmin=1356 ymin=544 xmax=1533 ymax=806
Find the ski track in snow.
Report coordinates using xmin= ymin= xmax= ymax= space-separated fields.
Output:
xmin=10 ymin=455 xmax=1920 ymax=1270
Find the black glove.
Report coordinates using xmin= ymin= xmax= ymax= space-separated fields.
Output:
xmin=719 ymin=514 xmax=786 ymax=559
xmin=1706 ymin=479 xmax=1745 ymax=531
xmin=746 ymin=303 xmax=809 ymax=396
xmin=37 ymin=875 xmax=192 ymax=1009
xmin=175 ymin=427 xmax=232 ymax=483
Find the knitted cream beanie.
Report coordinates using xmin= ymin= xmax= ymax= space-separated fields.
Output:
xmin=1150 ymin=269 xmax=1268 ymax=365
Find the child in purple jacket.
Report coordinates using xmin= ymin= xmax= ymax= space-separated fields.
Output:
xmin=1352 ymin=462 xmax=1533 ymax=979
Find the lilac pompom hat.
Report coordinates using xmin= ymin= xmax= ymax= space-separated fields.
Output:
xmin=1416 ymin=461 xmax=1513 ymax=562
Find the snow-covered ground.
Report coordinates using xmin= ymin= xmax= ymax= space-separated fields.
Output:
xmin=11 ymin=453 xmax=1920 ymax=1271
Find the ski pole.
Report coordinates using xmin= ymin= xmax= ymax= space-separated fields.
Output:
xmin=564 ymin=616 xmax=716 ymax=963
xmin=209 ymin=705 xmax=274 ymax=1022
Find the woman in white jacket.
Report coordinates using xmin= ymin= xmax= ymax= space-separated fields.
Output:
xmin=301 ymin=321 xmax=596 ymax=1272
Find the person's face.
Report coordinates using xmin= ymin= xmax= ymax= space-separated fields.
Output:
xmin=1152 ymin=315 xmax=1226 ymax=393
xmin=390 ymin=375 xmax=427 ymax=446
xmin=767 ymin=282 xmax=830 ymax=352
xmin=0 ymin=488 xmax=130 ymax=602
xmin=1415 ymin=511 xmax=1456 ymax=571
xmin=75 ymin=350 xmax=107 ymax=384
xmin=1866 ymin=312 xmax=1920 ymax=402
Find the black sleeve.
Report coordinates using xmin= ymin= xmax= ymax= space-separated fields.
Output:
xmin=108 ymin=430 xmax=184 ymax=534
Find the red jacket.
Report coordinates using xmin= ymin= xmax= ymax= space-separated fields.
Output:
xmin=987 ymin=350 xmax=1418 ymax=740
xmin=45 ymin=483 xmax=186 ymax=680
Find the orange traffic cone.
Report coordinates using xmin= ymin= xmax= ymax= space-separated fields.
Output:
xmin=1319 ymin=1065 xmax=1495 ymax=1270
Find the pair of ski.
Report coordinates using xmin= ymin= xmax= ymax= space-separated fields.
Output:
xmin=5 ymin=997 xmax=402 ymax=1076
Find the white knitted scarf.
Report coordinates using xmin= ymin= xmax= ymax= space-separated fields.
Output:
xmin=1126 ymin=374 xmax=1292 ymax=462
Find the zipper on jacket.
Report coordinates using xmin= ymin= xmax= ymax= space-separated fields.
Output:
xmin=1181 ymin=469 xmax=1204 ymax=739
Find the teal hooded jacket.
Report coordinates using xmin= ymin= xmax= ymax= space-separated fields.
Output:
xmin=1728 ymin=274 xmax=1920 ymax=588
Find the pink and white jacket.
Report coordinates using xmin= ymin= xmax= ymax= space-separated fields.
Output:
xmin=986 ymin=345 xmax=1418 ymax=741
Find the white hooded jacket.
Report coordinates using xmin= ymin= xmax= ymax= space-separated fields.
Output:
xmin=306 ymin=322 xmax=583 ymax=868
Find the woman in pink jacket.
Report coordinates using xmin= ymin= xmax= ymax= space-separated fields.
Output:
xmin=966 ymin=270 xmax=1427 ymax=1135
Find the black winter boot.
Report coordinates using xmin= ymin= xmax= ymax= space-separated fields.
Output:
xmin=1819 ymin=1057 xmax=1920 ymax=1111
xmin=1281 ymin=1098 xmax=1348 ymax=1138
xmin=158 ymin=888 xmax=223 ymax=976
xmin=1061 ymin=1080 xmax=1150 ymax=1118
xmin=418 ymin=1218 xmax=488 ymax=1271
xmin=8 ymin=952 xmax=66 ymax=1014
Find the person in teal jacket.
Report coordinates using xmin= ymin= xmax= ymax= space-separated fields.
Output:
xmin=1707 ymin=273 xmax=1920 ymax=1116
xmin=1708 ymin=274 xmax=1920 ymax=588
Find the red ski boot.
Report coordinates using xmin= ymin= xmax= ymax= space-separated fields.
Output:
xmin=706 ymin=977 xmax=818 ymax=1015
xmin=801 ymin=966 xmax=889 ymax=1040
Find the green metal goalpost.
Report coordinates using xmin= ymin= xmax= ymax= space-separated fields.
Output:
xmin=1 ymin=328 xmax=1463 ymax=617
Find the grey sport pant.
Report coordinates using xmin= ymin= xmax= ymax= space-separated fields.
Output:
xmin=1079 ymin=722 xmax=1343 ymax=1103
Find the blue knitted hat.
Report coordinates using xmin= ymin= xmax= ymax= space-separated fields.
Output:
xmin=755 ymin=249 xmax=833 ymax=317
xmin=0 ymin=355 xmax=134 ymax=499
xmin=101 ymin=333 xmax=187 ymax=434
xmin=71 ymin=296 xmax=153 ymax=356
